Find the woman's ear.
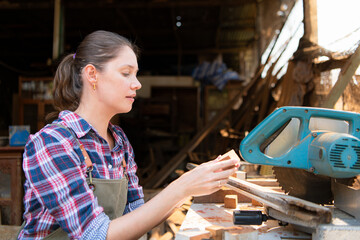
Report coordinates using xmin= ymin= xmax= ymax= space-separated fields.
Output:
xmin=83 ymin=64 xmax=98 ymax=86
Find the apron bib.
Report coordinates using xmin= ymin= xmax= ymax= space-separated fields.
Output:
xmin=44 ymin=177 xmax=128 ymax=239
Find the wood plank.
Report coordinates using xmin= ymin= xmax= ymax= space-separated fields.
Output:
xmin=177 ymin=203 xmax=311 ymax=239
xmin=205 ymin=225 xmax=224 ymax=240
xmin=193 ymin=188 xmax=252 ymax=204
xmin=225 ymin=176 xmax=332 ymax=228
xmin=247 ymin=178 xmax=279 ymax=187
xmin=176 ymin=229 xmax=211 ymax=240
xmin=223 ymin=226 xmax=258 ymax=240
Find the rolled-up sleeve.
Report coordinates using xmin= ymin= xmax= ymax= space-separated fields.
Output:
xmin=123 ymin=198 xmax=145 ymax=215
xmin=81 ymin=212 xmax=110 ymax=240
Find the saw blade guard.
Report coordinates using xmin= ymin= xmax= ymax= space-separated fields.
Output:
xmin=239 ymin=106 xmax=360 ymax=178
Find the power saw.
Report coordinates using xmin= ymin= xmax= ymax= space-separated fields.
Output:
xmin=239 ymin=106 xmax=360 ymax=204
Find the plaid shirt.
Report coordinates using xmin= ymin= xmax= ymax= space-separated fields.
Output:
xmin=19 ymin=110 xmax=144 ymax=239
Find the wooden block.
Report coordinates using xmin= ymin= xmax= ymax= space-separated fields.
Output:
xmin=218 ymin=149 xmax=241 ymax=171
xmin=205 ymin=225 xmax=224 ymax=240
xmin=219 ymin=149 xmax=240 ymax=162
xmin=224 ymin=195 xmax=238 ymax=208
xmin=223 ymin=226 xmax=258 ymax=240
xmin=232 ymin=170 xmax=246 ymax=180
xmin=176 ymin=229 xmax=211 ymax=240
xmin=251 ymin=199 xmax=263 ymax=207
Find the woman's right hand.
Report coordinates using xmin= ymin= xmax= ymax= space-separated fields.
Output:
xmin=172 ymin=157 xmax=240 ymax=198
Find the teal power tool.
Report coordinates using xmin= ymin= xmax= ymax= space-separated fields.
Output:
xmin=239 ymin=106 xmax=360 ymax=204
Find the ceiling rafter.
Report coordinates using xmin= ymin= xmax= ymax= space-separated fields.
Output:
xmin=0 ymin=0 xmax=257 ymax=9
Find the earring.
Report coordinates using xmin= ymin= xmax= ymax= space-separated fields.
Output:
xmin=93 ymin=76 xmax=97 ymax=91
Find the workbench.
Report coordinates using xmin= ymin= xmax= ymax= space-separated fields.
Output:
xmin=175 ymin=179 xmax=360 ymax=240
xmin=0 ymin=146 xmax=24 ymax=225
xmin=176 ymin=202 xmax=311 ymax=240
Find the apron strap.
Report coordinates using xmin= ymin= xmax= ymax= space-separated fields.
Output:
xmin=49 ymin=123 xmax=95 ymax=188
xmin=79 ymin=143 xmax=93 ymax=169
xmin=122 ymin=157 xmax=128 ymax=180
xmin=49 ymin=123 xmax=92 ymax=166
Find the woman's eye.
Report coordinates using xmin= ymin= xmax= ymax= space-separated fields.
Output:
xmin=122 ymin=73 xmax=130 ymax=77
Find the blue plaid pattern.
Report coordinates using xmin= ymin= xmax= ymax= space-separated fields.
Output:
xmin=19 ymin=110 xmax=144 ymax=239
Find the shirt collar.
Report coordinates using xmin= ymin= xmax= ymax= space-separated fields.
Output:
xmin=108 ymin=121 xmax=125 ymax=151
xmin=56 ymin=110 xmax=93 ymax=138
xmin=56 ymin=111 xmax=125 ymax=150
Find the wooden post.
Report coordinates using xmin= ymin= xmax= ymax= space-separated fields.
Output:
xmin=303 ymin=0 xmax=318 ymax=44
xmin=52 ymin=0 xmax=64 ymax=60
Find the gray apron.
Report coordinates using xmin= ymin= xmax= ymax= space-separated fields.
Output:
xmin=44 ymin=177 xmax=128 ymax=239
xmin=18 ymin=124 xmax=129 ymax=239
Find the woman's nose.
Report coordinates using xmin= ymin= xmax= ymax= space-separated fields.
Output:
xmin=131 ymin=77 xmax=142 ymax=90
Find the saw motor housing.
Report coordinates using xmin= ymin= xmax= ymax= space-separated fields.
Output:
xmin=239 ymin=107 xmax=360 ymax=178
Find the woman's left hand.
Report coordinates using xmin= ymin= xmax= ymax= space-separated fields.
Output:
xmin=172 ymin=156 xmax=240 ymax=198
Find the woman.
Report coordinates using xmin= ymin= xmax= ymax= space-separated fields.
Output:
xmin=19 ymin=30 xmax=239 ymax=239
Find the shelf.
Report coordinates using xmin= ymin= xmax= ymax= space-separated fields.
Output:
xmin=18 ymin=76 xmax=54 ymax=133
xmin=21 ymin=99 xmax=53 ymax=104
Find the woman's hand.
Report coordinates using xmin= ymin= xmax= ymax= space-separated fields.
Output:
xmin=107 ymin=156 xmax=239 ymax=240
xmin=172 ymin=157 xmax=240 ymax=198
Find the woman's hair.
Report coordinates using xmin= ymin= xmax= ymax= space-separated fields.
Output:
xmin=48 ymin=30 xmax=138 ymax=120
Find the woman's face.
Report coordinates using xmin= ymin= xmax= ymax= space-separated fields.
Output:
xmin=97 ymin=46 xmax=141 ymax=114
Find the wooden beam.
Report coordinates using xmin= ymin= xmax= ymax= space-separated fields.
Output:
xmin=52 ymin=0 xmax=63 ymax=60
xmin=303 ymin=0 xmax=318 ymax=44
xmin=142 ymin=47 xmax=248 ymax=55
xmin=67 ymin=0 xmax=257 ymax=9
xmin=0 ymin=0 xmax=256 ymax=9
xmin=314 ymin=57 xmax=350 ymax=72
xmin=320 ymin=45 xmax=360 ymax=108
